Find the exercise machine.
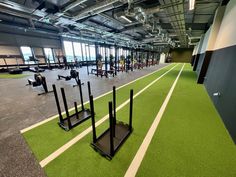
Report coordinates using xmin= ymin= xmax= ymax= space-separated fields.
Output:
xmin=28 ymin=56 xmax=45 ymax=73
xmin=90 ymin=86 xmax=134 ymax=159
xmin=57 ymin=69 xmax=83 ymax=87
xmin=90 ymin=45 xmax=115 ymax=78
xmin=27 ymin=73 xmax=52 ymax=95
xmin=52 ymin=81 xmax=92 ymax=131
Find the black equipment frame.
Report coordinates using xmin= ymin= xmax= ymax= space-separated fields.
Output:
xmin=52 ymin=81 xmax=92 ymax=131
xmin=90 ymin=86 xmax=133 ymax=159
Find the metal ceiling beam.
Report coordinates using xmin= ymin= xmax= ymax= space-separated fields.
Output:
xmin=63 ymin=0 xmax=87 ymax=12
xmin=112 ymin=22 xmax=207 ymax=33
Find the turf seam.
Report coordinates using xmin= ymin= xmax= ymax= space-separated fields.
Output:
xmin=39 ymin=64 xmax=179 ymax=168
xmin=20 ymin=64 xmax=172 ymax=133
xmin=124 ymin=64 xmax=185 ymax=177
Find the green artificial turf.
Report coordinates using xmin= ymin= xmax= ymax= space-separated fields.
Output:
xmin=0 ymin=73 xmax=29 ymax=79
xmin=43 ymin=65 xmax=183 ymax=177
xmin=23 ymin=64 xmax=177 ymax=161
xmin=136 ymin=64 xmax=236 ymax=177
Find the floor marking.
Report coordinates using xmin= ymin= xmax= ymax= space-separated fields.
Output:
xmin=124 ymin=64 xmax=185 ymax=177
xmin=20 ymin=64 xmax=172 ymax=133
xmin=39 ymin=64 xmax=179 ymax=167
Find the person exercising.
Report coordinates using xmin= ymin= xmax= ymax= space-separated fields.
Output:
xmin=63 ymin=56 xmax=68 ymax=70
xmin=97 ymin=59 xmax=103 ymax=75
xmin=75 ymin=57 xmax=78 ymax=69
xmin=110 ymin=59 xmax=114 ymax=71
xmin=120 ymin=57 xmax=124 ymax=72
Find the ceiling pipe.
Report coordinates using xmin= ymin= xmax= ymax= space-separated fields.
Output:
xmin=153 ymin=42 xmax=169 ymax=45
xmin=188 ymin=36 xmax=201 ymax=46
xmin=63 ymin=0 xmax=88 ymax=13
xmin=0 ymin=0 xmax=153 ymax=49
xmin=98 ymin=13 xmax=124 ymax=27
xmin=159 ymin=0 xmax=187 ymax=46
xmin=74 ymin=0 xmax=125 ymax=20
xmin=123 ymin=3 xmax=173 ymax=45
xmin=188 ymin=36 xmax=201 ymax=40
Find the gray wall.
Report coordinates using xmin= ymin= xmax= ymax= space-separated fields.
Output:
xmin=195 ymin=6 xmax=225 ymax=83
xmin=204 ymin=0 xmax=236 ymax=143
xmin=0 ymin=24 xmax=62 ymax=48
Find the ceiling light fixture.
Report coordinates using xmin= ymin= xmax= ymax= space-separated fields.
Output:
xmin=121 ymin=15 xmax=132 ymax=23
xmin=189 ymin=0 xmax=195 ymax=10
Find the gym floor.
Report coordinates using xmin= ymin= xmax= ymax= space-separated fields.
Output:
xmin=0 ymin=64 xmax=168 ymax=177
xmin=1 ymin=63 xmax=234 ymax=177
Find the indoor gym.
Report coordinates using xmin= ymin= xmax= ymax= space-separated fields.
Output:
xmin=0 ymin=0 xmax=236 ymax=177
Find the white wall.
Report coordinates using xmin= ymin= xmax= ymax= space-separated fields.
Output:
xmin=192 ymin=43 xmax=198 ymax=56
xmin=200 ymin=26 xmax=212 ymax=54
xmin=196 ymin=35 xmax=204 ymax=54
xmin=207 ymin=6 xmax=226 ymax=50
xmin=214 ymin=0 xmax=236 ymax=50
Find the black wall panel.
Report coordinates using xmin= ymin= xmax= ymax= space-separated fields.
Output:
xmin=204 ymin=45 xmax=236 ymax=143
xmin=193 ymin=54 xmax=200 ymax=71
xmin=196 ymin=53 xmax=205 ymax=75
xmin=191 ymin=55 xmax=196 ymax=66
xmin=197 ymin=51 xmax=213 ymax=84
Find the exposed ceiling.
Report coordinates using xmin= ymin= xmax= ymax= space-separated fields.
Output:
xmin=0 ymin=0 xmax=223 ymax=51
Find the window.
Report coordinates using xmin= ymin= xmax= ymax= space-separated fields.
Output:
xmin=85 ymin=44 xmax=90 ymax=61
xmin=20 ymin=46 xmax=33 ymax=64
xmin=124 ymin=50 xmax=128 ymax=57
xmin=119 ymin=48 xmax=123 ymax=57
xmin=44 ymin=48 xmax=54 ymax=63
xmin=81 ymin=43 xmax=86 ymax=61
xmin=63 ymin=41 xmax=74 ymax=62
xmin=110 ymin=47 xmax=115 ymax=56
xmin=73 ymin=42 xmax=83 ymax=61
xmin=105 ymin=47 xmax=109 ymax=58
xmin=99 ymin=46 xmax=105 ymax=61
xmin=89 ymin=45 xmax=96 ymax=61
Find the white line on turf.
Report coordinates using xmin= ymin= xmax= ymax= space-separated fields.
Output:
xmin=124 ymin=64 xmax=185 ymax=177
xmin=20 ymin=64 xmax=172 ymax=133
xmin=39 ymin=64 xmax=179 ymax=167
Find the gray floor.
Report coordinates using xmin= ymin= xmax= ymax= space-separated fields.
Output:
xmin=0 ymin=64 xmax=168 ymax=177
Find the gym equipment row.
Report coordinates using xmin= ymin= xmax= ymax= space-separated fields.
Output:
xmin=51 ymin=80 xmax=134 ymax=159
xmin=88 ymin=44 xmax=159 ymax=78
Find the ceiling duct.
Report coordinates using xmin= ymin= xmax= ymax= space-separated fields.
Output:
xmin=63 ymin=0 xmax=87 ymax=13
xmin=36 ymin=1 xmax=59 ymax=14
xmin=61 ymin=25 xmax=81 ymax=36
xmin=0 ymin=0 xmax=154 ymax=49
xmin=74 ymin=0 xmax=126 ymax=20
xmin=123 ymin=3 xmax=175 ymax=46
xmin=152 ymin=21 xmax=161 ymax=35
xmin=159 ymin=0 xmax=187 ymax=46
xmin=188 ymin=36 xmax=201 ymax=46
